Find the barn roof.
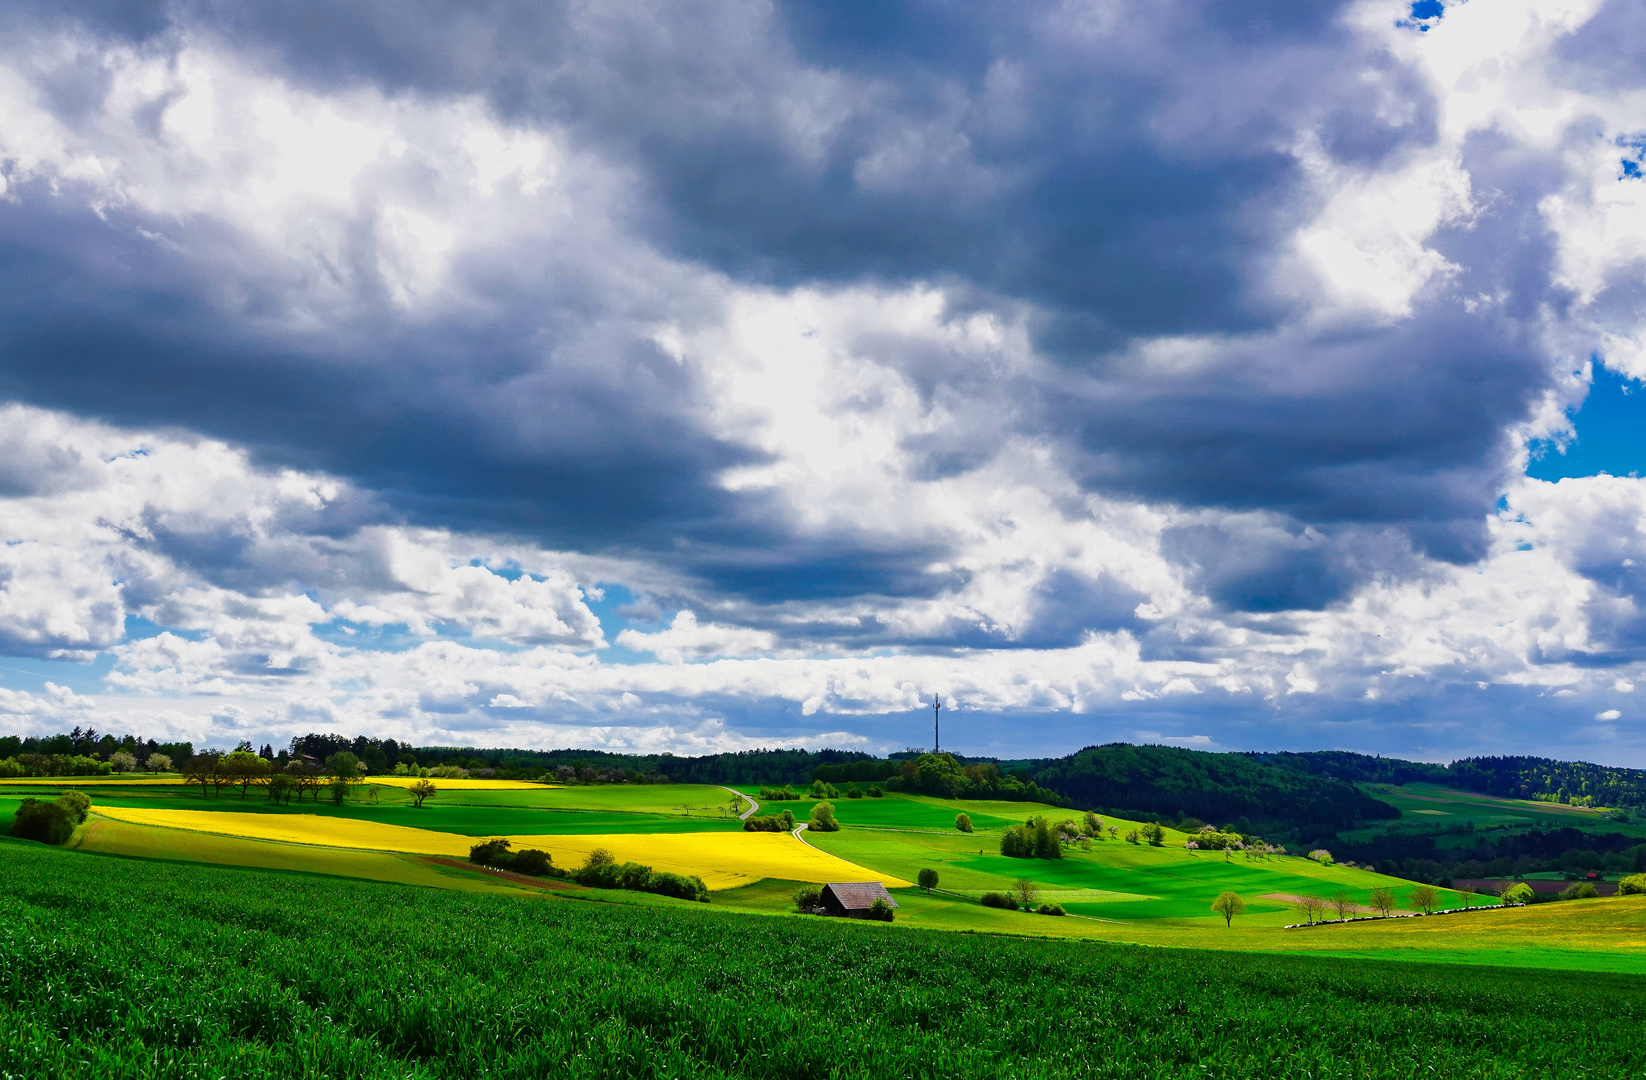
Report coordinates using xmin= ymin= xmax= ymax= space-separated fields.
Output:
xmin=822 ymin=881 xmax=899 ymax=910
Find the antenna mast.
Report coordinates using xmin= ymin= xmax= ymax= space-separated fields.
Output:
xmin=932 ymin=694 xmax=942 ymax=754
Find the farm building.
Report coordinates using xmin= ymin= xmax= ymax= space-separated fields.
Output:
xmin=819 ymin=882 xmax=899 ymax=918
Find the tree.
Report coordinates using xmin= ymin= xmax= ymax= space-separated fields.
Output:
xmin=56 ymin=790 xmax=90 ymax=823
xmin=1330 ymin=889 xmax=1355 ymax=921
xmin=867 ymin=897 xmax=895 ymax=922
xmin=808 ymin=800 xmax=839 ymax=832
xmin=1083 ymin=810 xmax=1102 ymax=836
xmin=1369 ymin=887 xmax=1396 ymax=917
xmin=1409 ymin=884 xmax=1439 ymax=914
xmin=1455 ymin=884 xmax=1477 ymax=908
xmin=1125 ymin=829 xmax=1140 ymax=845
xmin=1033 ymin=817 xmax=1062 ymax=858
xmin=917 ymin=868 xmax=939 ymax=893
xmin=408 ymin=779 xmax=437 ymax=808
xmin=1620 ymin=873 xmax=1646 ymax=896
xmin=266 ymin=773 xmax=295 ymax=805
xmin=1012 ymin=877 xmax=1039 ymax=908
xmin=1143 ymin=822 xmax=1166 ymax=847
xmin=325 ymin=752 xmax=362 ymax=781
xmin=470 ymin=839 xmax=513 ymax=867
xmin=793 ymin=885 xmax=822 ymax=913
xmin=145 ymin=753 xmax=173 ymax=773
xmin=955 ymin=813 xmax=973 ymax=833
xmin=1559 ymin=881 xmax=1598 ymax=900
xmin=1501 ymin=882 xmax=1534 ymax=905
xmin=222 ymin=750 xmax=271 ymax=798
xmin=1211 ymin=891 xmax=1246 ymax=927
xmin=1293 ymin=896 xmax=1327 ymax=924
xmin=109 ymin=751 xmax=137 ymax=773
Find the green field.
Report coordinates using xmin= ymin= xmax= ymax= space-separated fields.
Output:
xmin=1344 ymin=782 xmax=1646 ymax=842
xmin=4 ymin=840 xmax=1643 ymax=1079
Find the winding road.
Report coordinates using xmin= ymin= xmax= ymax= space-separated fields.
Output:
xmin=719 ymin=786 xmax=758 ymax=820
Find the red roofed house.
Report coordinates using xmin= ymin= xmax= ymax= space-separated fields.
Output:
xmin=819 ymin=881 xmax=899 ymax=918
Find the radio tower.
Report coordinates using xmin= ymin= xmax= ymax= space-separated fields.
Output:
xmin=932 ymin=694 xmax=942 ymax=754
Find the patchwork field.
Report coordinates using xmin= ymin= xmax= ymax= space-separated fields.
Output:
xmin=88 ymin=804 xmax=905 ymax=889
xmin=1342 ymin=782 xmax=1646 ymax=840
xmin=6 ymin=774 xmax=1644 ymax=973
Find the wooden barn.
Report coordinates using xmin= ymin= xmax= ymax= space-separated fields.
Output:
xmin=819 ymin=881 xmax=899 ymax=918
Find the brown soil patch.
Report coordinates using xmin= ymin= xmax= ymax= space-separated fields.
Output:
xmin=1453 ymin=877 xmax=1618 ymax=897
xmin=420 ymin=856 xmax=586 ymax=892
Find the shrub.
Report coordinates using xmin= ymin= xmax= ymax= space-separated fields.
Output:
xmin=744 ymin=810 xmax=796 ymax=832
xmin=647 ymin=871 xmax=710 ymax=903
xmin=846 ymin=783 xmax=863 ymax=799
xmin=1036 ymin=903 xmax=1065 ymax=916
xmin=11 ymin=798 xmax=74 ymax=845
xmin=955 ymin=813 xmax=973 ymax=833
xmin=1621 ymin=873 xmax=1646 ymax=896
xmin=56 ymin=790 xmax=91 ymax=824
xmin=980 ymin=891 xmax=1017 ymax=910
xmin=867 ymin=897 xmax=895 ymax=922
xmin=511 ymin=849 xmax=555 ymax=878
xmin=1308 ymin=849 xmax=1334 ymax=866
xmin=470 ymin=839 xmax=514 ymax=868
xmin=808 ymin=801 xmax=839 ymax=832
xmin=1559 ymin=881 xmax=1598 ymax=901
xmin=866 ymin=786 xmax=883 ymax=798
xmin=917 ymin=868 xmax=939 ymax=892
xmin=1501 ymin=882 xmax=1534 ymax=905
xmin=793 ymin=885 xmax=823 ymax=913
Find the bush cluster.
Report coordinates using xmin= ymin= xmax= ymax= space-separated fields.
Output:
xmin=10 ymin=791 xmax=91 ymax=845
xmin=980 ymin=891 xmax=1018 ymax=910
xmin=468 ymin=839 xmax=563 ymax=880
xmin=1000 ymin=816 xmax=1062 ymax=859
xmin=572 ymin=848 xmax=709 ymax=903
xmin=743 ymin=809 xmax=796 ymax=832
xmin=1621 ymin=873 xmax=1646 ymax=895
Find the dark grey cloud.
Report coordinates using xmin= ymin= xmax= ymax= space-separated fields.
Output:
xmin=0 ymin=0 xmax=1609 ymax=633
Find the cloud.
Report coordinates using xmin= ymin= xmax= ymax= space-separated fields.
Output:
xmin=0 ymin=2 xmax=1644 ymax=761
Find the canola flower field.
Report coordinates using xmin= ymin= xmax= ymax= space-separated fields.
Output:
xmin=89 ymin=805 xmax=909 ymax=889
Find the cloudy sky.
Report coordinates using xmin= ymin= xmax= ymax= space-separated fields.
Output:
xmin=1 ymin=0 xmax=1645 ymax=763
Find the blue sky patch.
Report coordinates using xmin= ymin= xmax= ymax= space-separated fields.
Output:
xmin=1528 ymin=365 xmax=1646 ymax=481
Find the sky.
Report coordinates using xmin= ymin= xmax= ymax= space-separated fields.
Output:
xmin=2 ymin=0 xmax=1646 ymax=764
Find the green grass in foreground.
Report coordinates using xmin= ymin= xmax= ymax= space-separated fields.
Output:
xmin=4 ymin=840 xmax=1644 ymax=1079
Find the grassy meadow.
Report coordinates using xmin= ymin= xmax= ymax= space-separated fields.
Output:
xmin=4 ymin=840 xmax=1644 ymax=1079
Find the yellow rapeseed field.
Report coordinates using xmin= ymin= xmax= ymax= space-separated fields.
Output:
xmin=90 ymin=807 xmax=909 ymax=890
xmin=1 ymin=776 xmax=184 ymax=785
xmin=369 ymin=776 xmax=550 ymax=791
